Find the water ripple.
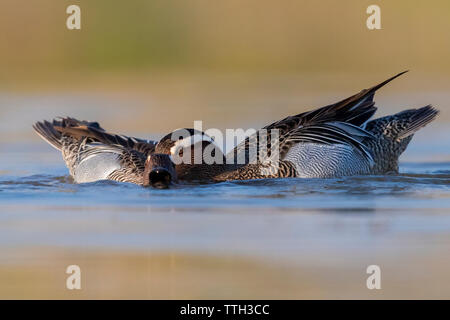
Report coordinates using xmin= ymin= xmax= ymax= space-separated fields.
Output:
xmin=0 ymin=165 xmax=449 ymax=212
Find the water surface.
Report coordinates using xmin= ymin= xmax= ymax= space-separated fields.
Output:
xmin=0 ymin=128 xmax=449 ymax=299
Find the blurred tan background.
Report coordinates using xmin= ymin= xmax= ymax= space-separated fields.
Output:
xmin=0 ymin=0 xmax=449 ymax=141
xmin=1 ymin=1 xmax=450 ymax=299
xmin=3 ymin=0 xmax=450 ymax=76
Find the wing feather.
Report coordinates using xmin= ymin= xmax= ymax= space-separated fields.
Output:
xmin=74 ymin=143 xmax=146 ymax=184
xmin=283 ymin=122 xmax=375 ymax=164
xmin=264 ymin=71 xmax=407 ymax=134
xmin=228 ymin=72 xmax=407 ymax=164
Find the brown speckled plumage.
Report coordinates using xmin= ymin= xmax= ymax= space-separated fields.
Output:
xmin=364 ymin=105 xmax=438 ymax=174
xmin=33 ymin=72 xmax=439 ymax=185
xmin=33 ymin=118 xmax=162 ymax=186
xmin=212 ymin=71 xmax=439 ymax=181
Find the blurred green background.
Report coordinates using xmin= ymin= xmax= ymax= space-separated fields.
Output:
xmin=1 ymin=0 xmax=449 ymax=138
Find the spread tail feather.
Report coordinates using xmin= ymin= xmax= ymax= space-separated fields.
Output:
xmin=396 ymin=105 xmax=439 ymax=140
xmin=32 ymin=120 xmax=63 ymax=150
xmin=33 ymin=117 xmax=157 ymax=156
xmin=33 ymin=117 xmax=105 ymax=151
xmin=365 ymin=105 xmax=439 ymax=174
xmin=366 ymin=105 xmax=439 ymax=142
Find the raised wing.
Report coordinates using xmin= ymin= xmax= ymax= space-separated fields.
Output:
xmin=264 ymin=71 xmax=407 ymax=135
xmin=228 ymin=71 xmax=407 ymax=163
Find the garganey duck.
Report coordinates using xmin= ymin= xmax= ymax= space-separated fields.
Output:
xmin=33 ymin=118 xmax=177 ymax=188
xmin=33 ymin=71 xmax=439 ymax=186
xmin=213 ymin=71 xmax=439 ymax=180
xmin=33 ymin=119 xmax=225 ymax=187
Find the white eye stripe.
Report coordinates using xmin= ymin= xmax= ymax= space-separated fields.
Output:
xmin=169 ymin=134 xmax=213 ymax=155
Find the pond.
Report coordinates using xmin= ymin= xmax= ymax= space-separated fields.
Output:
xmin=0 ymin=124 xmax=449 ymax=298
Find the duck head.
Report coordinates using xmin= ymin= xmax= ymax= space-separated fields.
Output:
xmin=155 ymin=128 xmax=227 ymax=181
xmin=143 ymin=153 xmax=177 ymax=188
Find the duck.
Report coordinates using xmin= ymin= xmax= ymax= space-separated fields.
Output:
xmin=33 ymin=71 xmax=439 ymax=186
xmin=213 ymin=71 xmax=439 ymax=181
xmin=33 ymin=118 xmax=226 ymax=187
xmin=33 ymin=118 xmax=176 ymax=188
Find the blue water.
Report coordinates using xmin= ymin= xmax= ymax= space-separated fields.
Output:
xmin=1 ymin=168 xmax=449 ymax=210
xmin=0 ymin=134 xmax=449 ymax=262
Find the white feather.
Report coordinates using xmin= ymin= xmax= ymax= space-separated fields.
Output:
xmin=74 ymin=150 xmax=121 ymax=183
xmin=169 ymin=134 xmax=213 ymax=155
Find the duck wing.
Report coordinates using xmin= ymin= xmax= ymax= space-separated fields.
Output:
xmin=72 ymin=142 xmax=146 ymax=185
xmin=228 ymin=71 xmax=407 ymax=163
xmin=264 ymin=71 xmax=408 ymax=134
xmin=279 ymin=121 xmax=375 ymax=164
